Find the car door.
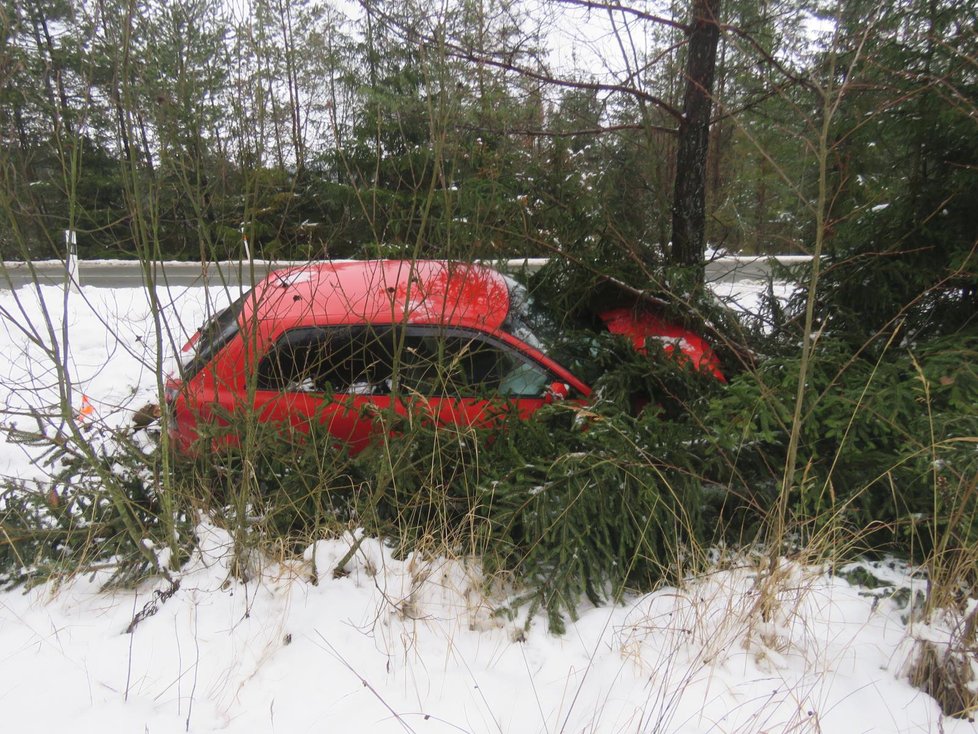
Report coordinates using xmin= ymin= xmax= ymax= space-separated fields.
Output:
xmin=252 ymin=325 xmax=397 ymax=451
xmin=251 ymin=324 xmax=561 ymax=451
xmin=393 ymin=327 xmax=559 ymax=431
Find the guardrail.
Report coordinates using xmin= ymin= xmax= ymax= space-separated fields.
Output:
xmin=1 ymin=255 xmax=813 ymax=290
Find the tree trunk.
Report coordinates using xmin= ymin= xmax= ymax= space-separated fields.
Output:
xmin=26 ymin=1 xmax=69 ymax=139
xmin=276 ymin=0 xmax=305 ymax=175
xmin=670 ymin=0 xmax=721 ymax=279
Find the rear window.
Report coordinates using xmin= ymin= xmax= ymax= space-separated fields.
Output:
xmin=180 ymin=290 xmax=249 ymax=380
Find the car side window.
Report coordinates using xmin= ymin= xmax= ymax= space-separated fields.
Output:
xmin=256 ymin=327 xmax=329 ymax=392
xmin=397 ymin=331 xmax=551 ymax=398
xmin=257 ymin=327 xmax=395 ymax=394
xmin=257 ymin=326 xmax=551 ymax=398
xmin=319 ymin=327 xmax=395 ymax=394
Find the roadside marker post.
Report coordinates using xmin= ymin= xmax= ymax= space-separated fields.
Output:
xmin=65 ymin=229 xmax=80 ymax=291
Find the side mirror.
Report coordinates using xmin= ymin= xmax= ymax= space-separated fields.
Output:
xmin=545 ymin=381 xmax=570 ymax=403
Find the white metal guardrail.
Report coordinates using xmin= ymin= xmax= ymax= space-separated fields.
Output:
xmin=0 ymin=255 xmax=813 ymax=290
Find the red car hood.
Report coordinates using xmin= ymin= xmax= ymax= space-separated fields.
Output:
xmin=598 ymin=307 xmax=725 ymax=381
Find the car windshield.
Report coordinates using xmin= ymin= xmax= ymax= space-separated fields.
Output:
xmin=501 ymin=276 xmax=561 ymax=354
xmin=502 ymin=274 xmax=618 ymax=387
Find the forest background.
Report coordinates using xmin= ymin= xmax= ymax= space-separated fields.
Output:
xmin=0 ymin=0 xmax=968 ymax=269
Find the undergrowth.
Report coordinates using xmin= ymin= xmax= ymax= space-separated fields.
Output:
xmin=0 ymin=417 xmax=190 ymax=588
xmin=4 ymin=329 xmax=975 ymax=638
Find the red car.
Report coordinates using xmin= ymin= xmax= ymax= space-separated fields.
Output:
xmin=165 ymin=260 xmax=722 ymax=453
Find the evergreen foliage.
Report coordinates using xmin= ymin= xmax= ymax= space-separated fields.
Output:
xmin=476 ymin=403 xmax=705 ymax=632
xmin=185 ymin=410 xmax=367 ymax=542
xmin=701 ymin=335 xmax=978 ymax=556
xmin=0 ymin=422 xmax=190 ymax=588
xmin=795 ymin=0 xmax=978 ymax=344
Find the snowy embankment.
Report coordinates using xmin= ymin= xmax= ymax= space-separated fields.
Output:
xmin=0 ymin=279 xmax=970 ymax=733
xmin=0 ymin=526 xmax=962 ymax=733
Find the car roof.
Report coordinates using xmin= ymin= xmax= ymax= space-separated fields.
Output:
xmin=244 ymin=260 xmax=512 ymax=332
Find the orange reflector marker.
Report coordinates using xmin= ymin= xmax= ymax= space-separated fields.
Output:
xmin=77 ymin=394 xmax=94 ymax=422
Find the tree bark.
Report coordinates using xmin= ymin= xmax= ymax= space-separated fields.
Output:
xmin=671 ymin=0 xmax=721 ymax=277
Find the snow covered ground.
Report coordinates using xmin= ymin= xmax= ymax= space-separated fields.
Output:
xmin=0 ymin=276 xmax=973 ymax=733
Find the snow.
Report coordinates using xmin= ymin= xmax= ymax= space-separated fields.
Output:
xmin=0 ymin=532 xmax=967 ymax=733
xmin=0 ymin=283 xmax=231 ymax=481
xmin=709 ymin=277 xmax=797 ymax=321
xmin=0 ymin=277 xmax=974 ymax=733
